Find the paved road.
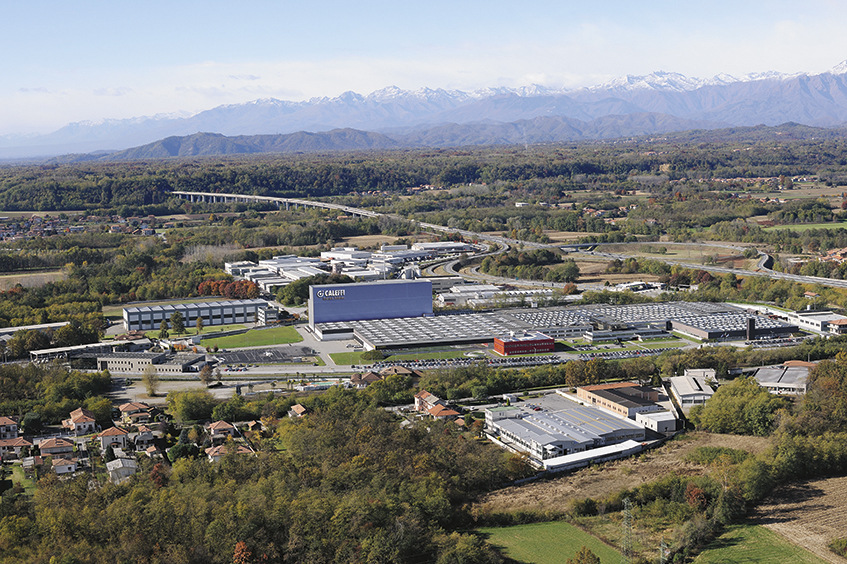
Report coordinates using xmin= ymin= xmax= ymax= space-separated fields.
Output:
xmin=173 ymin=190 xmax=847 ymax=290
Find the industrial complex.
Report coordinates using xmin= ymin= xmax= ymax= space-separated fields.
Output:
xmin=309 ymin=291 xmax=801 ymax=351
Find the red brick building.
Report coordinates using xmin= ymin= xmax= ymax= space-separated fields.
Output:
xmin=493 ymin=331 xmax=554 ymax=356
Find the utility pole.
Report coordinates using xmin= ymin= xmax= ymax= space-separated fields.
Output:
xmin=621 ymin=498 xmax=633 ymax=564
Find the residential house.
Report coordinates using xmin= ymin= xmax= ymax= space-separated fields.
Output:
xmin=133 ymin=425 xmax=155 ymax=450
xmin=414 ymin=390 xmax=445 ymax=413
xmin=22 ymin=456 xmax=43 ymax=475
xmin=380 ymin=365 xmax=420 ymax=377
xmin=106 ymin=457 xmax=138 ymax=484
xmin=414 ymin=390 xmax=459 ymax=420
xmin=205 ymin=443 xmax=253 ymax=462
xmin=426 ymin=404 xmax=460 ymax=420
xmin=97 ymin=426 xmax=130 ymax=450
xmin=52 ymin=457 xmax=77 ymax=475
xmin=62 ymin=409 xmax=93 ymax=434
xmin=62 ymin=408 xmax=97 ymax=436
xmin=349 ymin=371 xmax=383 ymax=388
xmin=0 ymin=437 xmax=32 ymax=459
xmin=0 ymin=416 xmax=18 ymax=439
xmin=288 ymin=404 xmax=307 ymax=418
xmin=208 ymin=421 xmax=235 ymax=441
xmin=144 ymin=445 xmax=162 ymax=458
xmin=118 ymin=402 xmax=152 ymax=425
xmin=39 ymin=437 xmax=75 ymax=457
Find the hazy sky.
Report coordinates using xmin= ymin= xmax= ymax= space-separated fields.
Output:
xmin=2 ymin=0 xmax=847 ymax=135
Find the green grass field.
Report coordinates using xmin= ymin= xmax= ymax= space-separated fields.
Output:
xmin=479 ymin=522 xmax=621 ymax=564
xmin=764 ymin=222 xmax=847 ymax=232
xmin=201 ymin=326 xmax=303 ymax=348
xmin=330 ymin=351 xmax=369 ymax=365
xmin=694 ymin=525 xmax=829 ymax=564
xmin=143 ymin=323 xmax=248 ymax=340
xmin=10 ymin=465 xmax=35 ymax=495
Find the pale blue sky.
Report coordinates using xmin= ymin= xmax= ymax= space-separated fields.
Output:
xmin=2 ymin=0 xmax=846 ymax=134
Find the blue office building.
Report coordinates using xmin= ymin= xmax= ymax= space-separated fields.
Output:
xmin=308 ymin=279 xmax=433 ymax=328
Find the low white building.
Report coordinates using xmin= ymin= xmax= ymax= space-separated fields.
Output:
xmin=753 ymin=363 xmax=810 ymax=395
xmin=106 ymin=457 xmax=138 ymax=484
xmin=635 ymin=410 xmax=678 ymax=433
xmin=668 ymin=375 xmax=714 ymax=409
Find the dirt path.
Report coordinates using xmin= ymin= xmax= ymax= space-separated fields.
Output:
xmin=475 ymin=432 xmax=771 ymax=515
xmin=755 ymin=476 xmax=847 ymax=564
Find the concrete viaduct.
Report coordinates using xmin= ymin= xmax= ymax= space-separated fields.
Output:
xmin=171 ymin=191 xmax=381 ymax=218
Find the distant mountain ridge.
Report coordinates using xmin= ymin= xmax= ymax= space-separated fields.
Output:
xmin=46 ymin=120 xmax=847 ymax=165
xmin=4 ymin=61 xmax=847 ymax=159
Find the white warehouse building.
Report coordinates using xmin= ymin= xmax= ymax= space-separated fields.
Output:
xmin=123 ymin=299 xmax=268 ymax=331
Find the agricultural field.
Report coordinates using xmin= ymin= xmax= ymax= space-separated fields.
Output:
xmin=694 ymin=524 xmax=830 ymax=564
xmin=0 ymin=269 xmax=66 ymax=290
xmin=754 ymin=476 xmax=847 ymax=563
xmin=479 ymin=521 xmax=620 ymax=564
xmin=201 ymin=325 xmax=303 ymax=348
xmin=764 ymin=222 xmax=847 ymax=232
xmin=542 ymin=230 xmax=606 ymax=242
xmin=474 ymin=432 xmax=771 ymax=517
xmin=339 ymin=234 xmax=407 ymax=248
xmin=572 ymin=259 xmax=663 ymax=285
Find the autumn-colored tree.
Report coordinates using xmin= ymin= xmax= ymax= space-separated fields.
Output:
xmin=233 ymin=541 xmax=253 ymax=564
xmin=566 ymin=546 xmax=600 ymax=564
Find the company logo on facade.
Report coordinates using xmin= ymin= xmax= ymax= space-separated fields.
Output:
xmin=315 ymin=289 xmax=346 ymax=300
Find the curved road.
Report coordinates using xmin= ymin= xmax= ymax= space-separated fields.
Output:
xmin=173 ymin=190 xmax=847 ymax=290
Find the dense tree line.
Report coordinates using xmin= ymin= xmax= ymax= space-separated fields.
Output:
xmin=0 ymin=388 xmax=517 ymax=563
xmin=0 ymin=364 xmax=111 ymax=431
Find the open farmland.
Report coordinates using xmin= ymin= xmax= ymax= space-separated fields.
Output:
xmin=754 ymin=476 xmax=847 ymax=564
xmin=542 ymin=230 xmax=606 ymax=242
xmin=694 ymin=524 xmax=830 ymax=564
xmin=474 ymin=432 xmax=771 ymax=517
xmin=479 ymin=521 xmax=620 ymax=564
xmin=0 ymin=269 xmax=66 ymax=290
xmin=573 ymin=259 xmax=663 ymax=285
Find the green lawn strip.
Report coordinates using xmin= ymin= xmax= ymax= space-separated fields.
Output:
xmin=201 ymin=326 xmax=303 ymax=348
xmin=143 ymin=324 xmax=248 ymax=339
xmin=330 ymin=351 xmax=369 ymax=365
xmin=478 ymin=521 xmax=621 ymax=564
xmin=763 ymin=222 xmax=847 ymax=232
xmin=694 ymin=524 xmax=829 ymax=564
xmin=10 ymin=464 xmax=35 ymax=495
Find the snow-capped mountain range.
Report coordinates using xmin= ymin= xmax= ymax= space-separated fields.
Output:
xmin=3 ymin=61 xmax=847 ymax=159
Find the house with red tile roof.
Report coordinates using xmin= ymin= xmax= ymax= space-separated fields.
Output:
xmin=118 ymin=402 xmax=152 ymax=424
xmin=39 ymin=437 xmax=74 ymax=457
xmin=349 ymin=371 xmax=383 ymax=388
xmin=52 ymin=457 xmax=77 ymax=475
xmin=97 ymin=426 xmax=130 ymax=450
xmin=62 ymin=408 xmax=97 ymax=435
xmin=415 ymin=390 xmax=460 ymax=420
xmin=288 ymin=404 xmax=307 ymax=418
xmin=208 ymin=421 xmax=235 ymax=441
xmin=0 ymin=437 xmax=32 ymax=459
xmin=414 ymin=390 xmax=445 ymax=413
xmin=0 ymin=416 xmax=18 ymax=439
xmin=426 ymin=404 xmax=460 ymax=420
xmin=205 ymin=443 xmax=252 ymax=462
